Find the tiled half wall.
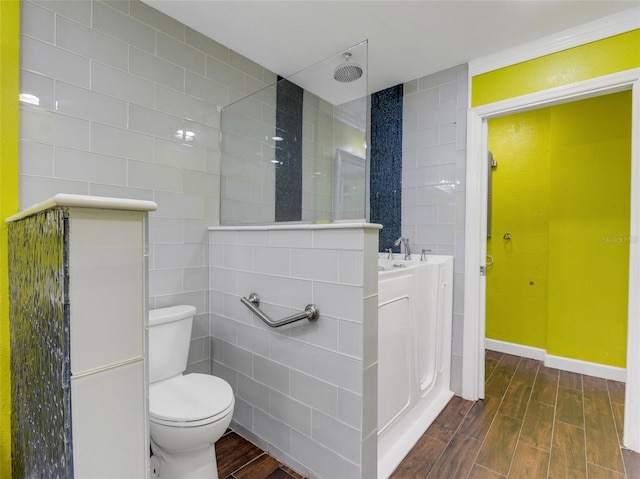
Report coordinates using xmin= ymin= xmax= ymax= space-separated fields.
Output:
xmin=209 ymin=224 xmax=379 ymax=479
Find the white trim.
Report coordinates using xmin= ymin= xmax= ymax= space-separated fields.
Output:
xmin=461 ymin=109 xmax=485 ymax=401
xmin=485 ymin=339 xmax=545 ymax=362
xmin=624 ymin=80 xmax=640 ymax=452
xmin=546 ymin=355 xmax=627 ymax=383
xmin=485 ymin=338 xmax=626 ymax=382
xmin=463 ymin=69 xmax=640 ymax=453
xmin=462 ymin=110 xmax=487 ymax=401
xmin=474 ymin=68 xmax=640 ymax=119
xmin=469 ymin=7 xmax=640 ymax=76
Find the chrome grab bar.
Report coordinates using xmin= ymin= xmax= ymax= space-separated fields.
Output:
xmin=240 ymin=293 xmax=319 ymax=328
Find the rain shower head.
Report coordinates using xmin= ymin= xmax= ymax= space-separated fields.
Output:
xmin=334 ymin=52 xmax=363 ymax=83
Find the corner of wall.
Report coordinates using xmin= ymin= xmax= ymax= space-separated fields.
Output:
xmin=0 ymin=1 xmax=21 ymax=476
xmin=401 ymin=64 xmax=468 ymax=395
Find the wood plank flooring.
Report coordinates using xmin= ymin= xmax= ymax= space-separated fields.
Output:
xmin=391 ymin=350 xmax=640 ymax=479
xmin=215 ymin=430 xmax=305 ymax=479
xmin=215 ymin=350 xmax=640 ymax=478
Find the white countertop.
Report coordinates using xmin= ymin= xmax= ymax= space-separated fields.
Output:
xmin=5 ymin=194 xmax=158 ymax=223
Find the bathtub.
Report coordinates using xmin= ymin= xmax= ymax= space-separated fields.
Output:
xmin=377 ymin=254 xmax=454 ymax=478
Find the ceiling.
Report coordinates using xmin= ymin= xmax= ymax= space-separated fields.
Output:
xmin=143 ymin=0 xmax=640 ymax=104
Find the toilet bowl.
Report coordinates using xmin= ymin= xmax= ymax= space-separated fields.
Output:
xmin=148 ymin=305 xmax=235 ymax=479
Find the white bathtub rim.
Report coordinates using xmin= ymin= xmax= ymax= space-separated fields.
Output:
xmin=377 ymin=253 xmax=452 ymax=264
xmin=377 ymin=254 xmax=453 ymax=276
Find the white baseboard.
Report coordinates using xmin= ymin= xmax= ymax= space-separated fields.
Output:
xmin=485 ymin=338 xmax=546 ymax=361
xmin=485 ymin=338 xmax=626 ymax=383
xmin=545 ymin=354 xmax=626 ymax=382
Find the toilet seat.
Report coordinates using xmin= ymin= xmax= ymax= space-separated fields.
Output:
xmin=150 ymin=374 xmax=234 ymax=427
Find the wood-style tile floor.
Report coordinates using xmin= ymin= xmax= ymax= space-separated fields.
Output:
xmin=215 ymin=429 xmax=306 ymax=479
xmin=391 ymin=350 xmax=640 ymax=479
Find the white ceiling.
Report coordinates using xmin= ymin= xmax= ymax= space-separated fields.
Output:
xmin=144 ymin=0 xmax=640 ymax=103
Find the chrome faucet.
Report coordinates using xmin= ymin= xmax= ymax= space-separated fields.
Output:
xmin=394 ymin=237 xmax=411 ymax=260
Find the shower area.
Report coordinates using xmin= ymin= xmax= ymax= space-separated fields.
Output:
xmin=210 ymin=40 xmax=452 ymax=478
xmin=220 ymin=41 xmax=368 ymax=225
xmin=210 ymin=41 xmax=381 ymax=479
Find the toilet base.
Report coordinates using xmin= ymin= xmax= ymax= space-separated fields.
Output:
xmin=151 ymin=444 xmax=219 ymax=479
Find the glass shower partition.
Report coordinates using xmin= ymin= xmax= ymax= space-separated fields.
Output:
xmin=220 ymin=41 xmax=368 ymax=225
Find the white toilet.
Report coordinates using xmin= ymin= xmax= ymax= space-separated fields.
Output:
xmin=148 ymin=305 xmax=234 ymax=479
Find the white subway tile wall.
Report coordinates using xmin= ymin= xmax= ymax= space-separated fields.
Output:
xmin=402 ymin=65 xmax=468 ymax=394
xmin=19 ymin=0 xmax=275 ymax=373
xmin=20 ymin=0 xmax=468 ymax=474
xmin=209 ymin=225 xmax=379 ymax=479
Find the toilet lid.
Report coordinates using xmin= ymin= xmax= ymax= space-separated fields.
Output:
xmin=149 ymin=374 xmax=234 ymax=423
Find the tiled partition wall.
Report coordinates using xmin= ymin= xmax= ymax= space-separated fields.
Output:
xmin=402 ymin=65 xmax=468 ymax=393
xmin=19 ymin=0 xmax=276 ymax=372
xmin=209 ymin=224 xmax=379 ymax=479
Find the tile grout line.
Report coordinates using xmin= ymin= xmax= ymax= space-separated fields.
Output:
xmin=504 ymin=361 xmax=541 ymax=479
xmin=498 ymin=355 xmax=526 ymax=478
xmin=456 ymin=349 xmax=506 ymax=479
xmin=465 ymin=352 xmax=518 ymax=479
xmin=581 ymin=372 xmax=593 ymax=477
xmin=544 ymin=366 xmax=560 ymax=479
xmin=228 ymin=451 xmax=270 ymax=478
xmin=463 ymin=353 xmax=504 ymax=479
xmin=424 ymin=397 xmax=476 ymax=479
xmin=607 ymin=379 xmax=629 ymax=478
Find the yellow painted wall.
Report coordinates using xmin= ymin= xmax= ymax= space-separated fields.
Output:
xmin=0 ymin=1 xmax=20 ymax=476
xmin=487 ymin=108 xmax=551 ymax=349
xmin=472 ymin=29 xmax=640 ymax=106
xmin=487 ymin=91 xmax=631 ymax=367
xmin=547 ymin=92 xmax=631 ymax=366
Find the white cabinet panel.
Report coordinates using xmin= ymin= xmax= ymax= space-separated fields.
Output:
xmin=69 ymin=209 xmax=145 ymax=375
xmin=71 ymin=360 xmax=148 ymax=478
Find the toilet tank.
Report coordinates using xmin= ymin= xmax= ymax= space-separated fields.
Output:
xmin=148 ymin=305 xmax=196 ymax=384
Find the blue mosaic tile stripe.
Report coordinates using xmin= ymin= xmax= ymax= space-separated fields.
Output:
xmin=8 ymin=208 xmax=73 ymax=479
xmin=370 ymin=84 xmax=403 ymax=252
xmin=275 ymin=77 xmax=304 ymax=222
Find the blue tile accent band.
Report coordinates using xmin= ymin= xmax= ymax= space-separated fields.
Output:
xmin=275 ymin=77 xmax=304 ymax=222
xmin=370 ymin=84 xmax=403 ymax=252
xmin=8 ymin=208 xmax=73 ymax=478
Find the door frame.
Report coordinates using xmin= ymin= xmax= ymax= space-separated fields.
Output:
xmin=462 ymin=67 xmax=640 ymax=452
